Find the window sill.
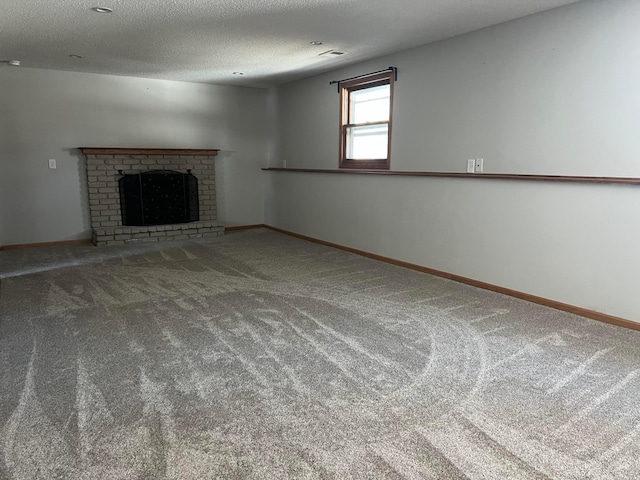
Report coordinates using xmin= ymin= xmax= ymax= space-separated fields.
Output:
xmin=339 ymin=159 xmax=389 ymax=170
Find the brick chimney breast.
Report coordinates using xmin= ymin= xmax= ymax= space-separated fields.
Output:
xmin=80 ymin=148 xmax=223 ymax=246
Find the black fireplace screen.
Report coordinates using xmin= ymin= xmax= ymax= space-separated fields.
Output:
xmin=119 ymin=170 xmax=199 ymax=226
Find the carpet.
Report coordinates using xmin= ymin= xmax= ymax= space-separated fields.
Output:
xmin=1 ymin=228 xmax=639 ymax=479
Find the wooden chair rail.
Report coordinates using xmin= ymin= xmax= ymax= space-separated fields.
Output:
xmin=262 ymin=168 xmax=640 ymax=185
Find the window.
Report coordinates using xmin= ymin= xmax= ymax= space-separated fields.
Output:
xmin=339 ymin=70 xmax=394 ymax=169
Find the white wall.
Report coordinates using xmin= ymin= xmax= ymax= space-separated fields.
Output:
xmin=0 ymin=68 xmax=268 ymax=246
xmin=266 ymin=0 xmax=640 ymax=322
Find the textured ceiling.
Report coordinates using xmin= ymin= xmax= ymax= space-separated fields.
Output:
xmin=0 ymin=0 xmax=582 ymax=87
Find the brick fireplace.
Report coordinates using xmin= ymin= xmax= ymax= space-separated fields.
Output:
xmin=80 ymin=148 xmax=224 ymax=246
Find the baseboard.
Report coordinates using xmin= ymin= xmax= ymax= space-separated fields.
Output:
xmin=0 ymin=226 xmax=261 ymax=249
xmin=0 ymin=238 xmax=93 ymax=251
xmin=224 ymin=224 xmax=266 ymax=232
xmin=4 ymin=227 xmax=635 ymax=331
xmin=263 ymin=225 xmax=639 ymax=332
xmin=0 ymin=225 xmax=265 ymax=249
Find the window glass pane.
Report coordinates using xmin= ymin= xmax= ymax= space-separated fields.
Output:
xmin=350 ymin=84 xmax=390 ymax=124
xmin=346 ymin=124 xmax=388 ymax=159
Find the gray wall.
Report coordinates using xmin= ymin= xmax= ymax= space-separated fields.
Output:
xmin=0 ymin=68 xmax=268 ymax=246
xmin=266 ymin=0 xmax=640 ymax=322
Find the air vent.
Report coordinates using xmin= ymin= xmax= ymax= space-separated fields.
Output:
xmin=319 ymin=50 xmax=346 ymax=57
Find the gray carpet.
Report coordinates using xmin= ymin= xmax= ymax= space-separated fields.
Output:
xmin=1 ymin=228 xmax=640 ymax=479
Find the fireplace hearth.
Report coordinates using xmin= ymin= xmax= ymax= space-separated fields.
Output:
xmin=80 ymin=148 xmax=224 ymax=246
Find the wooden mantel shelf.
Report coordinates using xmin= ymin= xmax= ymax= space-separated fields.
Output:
xmin=262 ymin=167 xmax=640 ymax=186
xmin=80 ymin=148 xmax=219 ymax=156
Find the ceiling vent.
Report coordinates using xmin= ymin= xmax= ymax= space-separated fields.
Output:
xmin=319 ymin=50 xmax=346 ymax=57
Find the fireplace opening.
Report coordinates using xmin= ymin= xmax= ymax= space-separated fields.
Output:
xmin=119 ymin=170 xmax=199 ymax=226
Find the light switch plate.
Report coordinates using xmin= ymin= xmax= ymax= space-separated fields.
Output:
xmin=475 ymin=158 xmax=483 ymax=173
xmin=48 ymin=159 xmax=57 ymax=169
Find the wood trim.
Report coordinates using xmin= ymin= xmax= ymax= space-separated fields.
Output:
xmin=339 ymin=159 xmax=390 ymax=170
xmin=225 ymin=224 xmax=266 ymax=232
xmin=263 ymin=225 xmax=639 ymax=331
xmin=339 ymin=71 xmax=396 ymax=89
xmin=262 ymin=168 xmax=640 ymax=185
xmin=79 ymin=148 xmax=220 ymax=156
xmin=0 ymin=238 xmax=93 ymax=251
xmin=339 ymin=70 xmax=393 ymax=170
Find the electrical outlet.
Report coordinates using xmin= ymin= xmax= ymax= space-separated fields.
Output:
xmin=475 ymin=158 xmax=483 ymax=173
xmin=48 ymin=159 xmax=57 ymax=169
xmin=466 ymin=159 xmax=475 ymax=173
xmin=283 ymin=159 xmax=287 ymax=168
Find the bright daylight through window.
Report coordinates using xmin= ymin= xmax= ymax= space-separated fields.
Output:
xmin=339 ymin=70 xmax=394 ymax=169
